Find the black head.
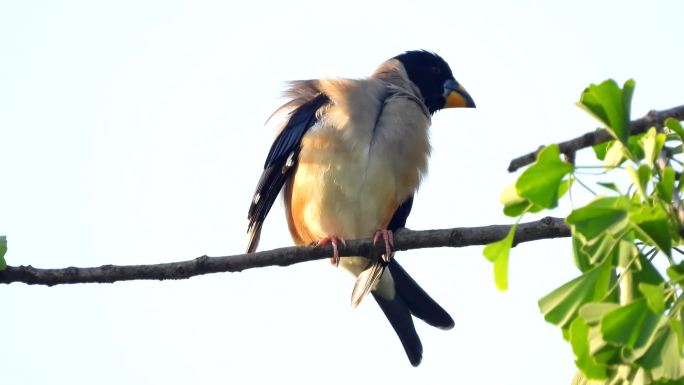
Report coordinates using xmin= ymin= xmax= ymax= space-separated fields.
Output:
xmin=392 ymin=50 xmax=475 ymax=114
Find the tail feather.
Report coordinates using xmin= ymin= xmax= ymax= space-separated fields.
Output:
xmin=388 ymin=259 xmax=454 ymax=329
xmin=372 ymin=292 xmax=422 ymax=367
xmin=372 ymin=259 xmax=453 ymax=366
xmin=351 ymin=259 xmax=387 ymax=308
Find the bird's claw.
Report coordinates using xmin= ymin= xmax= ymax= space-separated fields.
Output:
xmin=316 ymin=236 xmax=347 ymax=266
xmin=373 ymin=229 xmax=394 ymax=264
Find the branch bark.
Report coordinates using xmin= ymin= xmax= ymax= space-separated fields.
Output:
xmin=507 ymin=104 xmax=684 ymax=172
xmin=0 ymin=216 xmax=569 ymax=286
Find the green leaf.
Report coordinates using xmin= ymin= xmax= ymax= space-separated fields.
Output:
xmin=566 ymin=197 xmax=630 ymax=241
xmin=628 ymin=203 xmax=667 ymax=222
xmin=570 ymin=371 xmax=613 ymax=385
xmin=666 ymin=118 xmax=684 ymax=142
xmin=0 ymin=235 xmax=6 ymax=271
xmin=483 ymin=224 xmax=517 ymax=291
xmin=667 ymin=262 xmax=684 ymax=284
xmin=594 ymin=233 xmax=622 ymax=267
xmin=573 ymin=235 xmax=594 ymax=273
xmin=499 ymin=184 xmax=548 ymax=217
xmin=500 ymin=184 xmax=535 ymax=217
xmin=516 ymin=145 xmax=574 ymax=209
xmin=601 ymin=298 xmax=664 ymax=359
xmin=578 ymin=302 xmax=620 ymax=325
xmin=597 ymin=182 xmax=621 ymax=194
xmin=627 ymin=132 xmax=647 ymax=162
xmin=574 ymin=233 xmax=622 ymax=271
xmin=577 ymin=79 xmax=635 ymax=145
xmin=657 ymin=167 xmax=676 ymax=202
xmin=642 ymin=127 xmax=667 ymax=169
xmin=636 ymin=320 xmax=684 ymax=381
xmin=627 ymin=165 xmax=651 ymax=199
xmin=639 ymin=283 xmax=665 ymax=314
xmin=630 ymin=205 xmax=672 ymax=258
xmin=539 ymin=260 xmax=612 ymax=330
xmin=635 ymin=220 xmax=672 ymax=258
xmin=603 ymin=140 xmax=627 ymax=168
xmin=603 ymin=132 xmax=647 ymax=167
xmin=593 ymin=138 xmax=610 ymax=161
xmin=671 ymin=318 xmax=684 ymax=357
xmin=622 ymin=79 xmax=636 ymax=134
xmin=641 ymin=126 xmax=657 ymax=162
xmin=632 ymin=253 xmax=666 ymax=289
xmin=639 ymin=165 xmax=652 ymax=195
xmin=515 ymin=179 xmax=573 ymax=215
xmin=637 ymin=219 xmax=672 ymax=257
xmin=569 ymin=317 xmax=609 ymax=379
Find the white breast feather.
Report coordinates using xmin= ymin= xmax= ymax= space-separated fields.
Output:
xmin=296 ymin=79 xmax=430 ymax=239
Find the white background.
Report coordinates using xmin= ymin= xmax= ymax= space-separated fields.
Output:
xmin=1 ymin=0 xmax=683 ymax=384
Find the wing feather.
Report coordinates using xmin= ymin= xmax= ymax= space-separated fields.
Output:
xmin=246 ymin=91 xmax=329 ymax=252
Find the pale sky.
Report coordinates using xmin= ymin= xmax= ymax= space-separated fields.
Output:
xmin=1 ymin=1 xmax=683 ymax=384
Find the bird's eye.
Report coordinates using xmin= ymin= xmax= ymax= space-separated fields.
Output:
xmin=431 ymin=66 xmax=441 ymax=75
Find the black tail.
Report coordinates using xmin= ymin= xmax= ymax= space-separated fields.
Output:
xmin=372 ymin=259 xmax=453 ymax=366
xmin=388 ymin=260 xmax=454 ymax=329
xmin=372 ymin=292 xmax=423 ymax=366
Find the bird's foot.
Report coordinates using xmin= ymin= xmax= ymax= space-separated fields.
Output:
xmin=373 ymin=229 xmax=394 ymax=264
xmin=316 ymin=236 xmax=347 ymax=266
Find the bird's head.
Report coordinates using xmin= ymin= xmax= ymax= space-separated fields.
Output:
xmin=392 ymin=50 xmax=475 ymax=114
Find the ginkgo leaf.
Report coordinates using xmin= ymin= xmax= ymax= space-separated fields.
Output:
xmin=636 ymin=320 xmax=684 ymax=381
xmin=516 ymin=145 xmax=574 ymax=209
xmin=638 ymin=283 xmax=665 ymax=314
xmin=566 ymin=197 xmax=630 ymax=241
xmin=601 ymin=298 xmax=665 ymax=362
xmin=539 ymin=260 xmax=613 ymax=330
xmin=483 ymin=224 xmax=517 ymax=291
xmin=577 ymin=79 xmax=635 ymax=146
xmin=569 ymin=317 xmax=609 ymax=380
xmin=0 ymin=235 xmax=6 ymax=271
xmin=630 ymin=204 xmax=672 ymax=258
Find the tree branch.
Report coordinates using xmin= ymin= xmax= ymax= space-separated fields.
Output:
xmin=507 ymin=104 xmax=684 ymax=172
xmin=0 ymin=216 xmax=569 ymax=286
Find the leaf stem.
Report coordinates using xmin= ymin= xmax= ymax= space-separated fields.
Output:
xmin=573 ymin=174 xmax=597 ymax=196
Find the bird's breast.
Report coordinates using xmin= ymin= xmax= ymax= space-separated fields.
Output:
xmin=286 ymin=81 xmax=431 ymax=246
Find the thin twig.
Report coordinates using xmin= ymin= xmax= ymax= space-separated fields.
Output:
xmin=0 ymin=217 xmax=570 ymax=286
xmin=508 ymin=105 xmax=684 ymax=172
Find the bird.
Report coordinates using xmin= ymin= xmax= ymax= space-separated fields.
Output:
xmin=246 ymin=50 xmax=475 ymax=366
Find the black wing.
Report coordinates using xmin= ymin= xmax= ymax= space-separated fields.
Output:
xmin=387 ymin=194 xmax=414 ymax=231
xmin=246 ymin=94 xmax=329 ymax=253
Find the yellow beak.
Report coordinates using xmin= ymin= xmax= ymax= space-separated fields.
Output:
xmin=443 ymin=79 xmax=476 ymax=108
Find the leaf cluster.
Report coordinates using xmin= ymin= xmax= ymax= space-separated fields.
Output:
xmin=487 ymin=79 xmax=684 ymax=384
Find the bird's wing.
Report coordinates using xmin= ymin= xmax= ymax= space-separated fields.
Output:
xmin=246 ymin=87 xmax=329 ymax=253
xmin=387 ymin=194 xmax=414 ymax=231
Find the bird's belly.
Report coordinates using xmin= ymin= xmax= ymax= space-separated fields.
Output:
xmin=287 ymin=116 xmax=426 ymax=278
xmin=290 ymin=153 xmax=401 ymax=243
